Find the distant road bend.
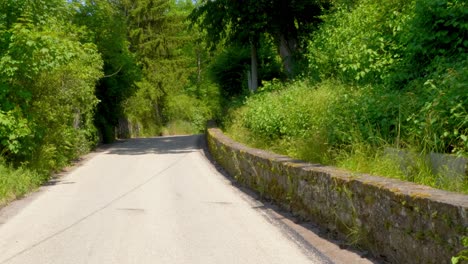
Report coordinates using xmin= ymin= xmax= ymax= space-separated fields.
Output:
xmin=0 ymin=135 xmax=371 ymax=264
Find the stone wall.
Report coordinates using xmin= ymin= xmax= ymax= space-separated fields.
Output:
xmin=206 ymin=127 xmax=468 ymax=264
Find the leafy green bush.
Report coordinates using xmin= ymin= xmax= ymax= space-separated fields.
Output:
xmin=241 ymin=81 xmax=332 ymax=140
xmin=307 ymin=0 xmax=412 ymax=84
xmin=405 ymin=57 xmax=468 ymax=156
xmin=0 ymin=3 xmax=103 ymax=173
xmin=0 ymin=109 xmax=31 ymax=156
xmin=306 ymin=0 xmax=467 ymax=155
xmin=240 ymin=80 xmax=406 ymax=148
xmin=226 ymin=79 xmax=467 ymax=192
xmin=228 ymin=80 xmax=358 ymax=163
xmin=394 ymin=0 xmax=468 ymax=84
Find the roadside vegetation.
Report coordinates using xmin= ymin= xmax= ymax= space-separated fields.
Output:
xmin=192 ymin=0 xmax=468 ymax=193
xmin=0 ymin=0 xmax=218 ymax=204
xmin=0 ymin=0 xmax=466 ymax=204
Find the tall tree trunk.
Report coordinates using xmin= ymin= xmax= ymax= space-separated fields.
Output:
xmin=250 ymin=41 xmax=258 ymax=92
xmin=278 ymin=33 xmax=297 ymax=77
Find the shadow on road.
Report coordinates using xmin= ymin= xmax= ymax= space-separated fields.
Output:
xmin=105 ymin=135 xmax=203 ymax=156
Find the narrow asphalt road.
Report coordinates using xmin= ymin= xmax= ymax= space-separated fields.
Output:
xmin=0 ymin=135 xmax=371 ymax=264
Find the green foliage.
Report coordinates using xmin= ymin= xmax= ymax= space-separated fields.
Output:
xmin=228 ymin=81 xmax=350 ymax=163
xmin=452 ymin=236 xmax=468 ymax=264
xmin=208 ymin=45 xmax=250 ymax=97
xmin=162 ymin=120 xmax=199 ymax=136
xmin=0 ymin=158 xmax=43 ymax=206
xmin=27 ymin=53 xmax=103 ymax=172
xmin=308 ymin=0 xmax=412 ymax=83
xmin=396 ymin=0 xmax=468 ymax=83
xmin=124 ymin=79 xmax=164 ymax=137
xmin=0 ymin=109 xmax=30 ymax=156
xmin=124 ymin=0 xmax=173 ymax=63
xmin=406 ymin=58 xmax=468 ymax=155
xmin=226 ymin=0 xmax=467 ymax=194
xmin=122 ymin=0 xmax=223 ymax=135
xmin=239 ymin=80 xmax=403 ymax=148
xmin=123 ymin=0 xmax=184 ymax=127
xmin=73 ymin=0 xmax=141 ymax=143
xmin=241 ymin=81 xmax=316 ymax=139
xmin=0 ymin=0 xmax=103 ymax=173
xmin=226 ymin=79 xmax=468 ymax=193
xmin=208 ymin=40 xmax=282 ymax=97
xmin=309 ymin=0 xmax=467 ymax=87
xmin=306 ymin=0 xmax=467 ymax=154
xmin=190 ymin=0 xmax=329 ymax=77
xmin=0 ymin=0 xmax=105 ymax=206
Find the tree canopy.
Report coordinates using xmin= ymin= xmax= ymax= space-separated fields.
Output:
xmin=189 ymin=0 xmax=329 ymax=77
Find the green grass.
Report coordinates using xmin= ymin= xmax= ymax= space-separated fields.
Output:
xmin=226 ymin=127 xmax=468 ymax=194
xmin=0 ymin=160 xmax=45 ymax=207
xmin=333 ymin=144 xmax=459 ymax=191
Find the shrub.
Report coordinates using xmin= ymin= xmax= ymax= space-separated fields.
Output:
xmin=394 ymin=0 xmax=468 ymax=84
xmin=0 ymin=8 xmax=103 ymax=173
xmin=306 ymin=0 xmax=468 ymax=156
xmin=307 ymin=0 xmax=412 ymax=84
xmin=405 ymin=57 xmax=468 ymax=156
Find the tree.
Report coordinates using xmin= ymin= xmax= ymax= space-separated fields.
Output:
xmin=72 ymin=0 xmax=141 ymax=141
xmin=263 ymin=0 xmax=328 ymax=75
xmin=122 ymin=0 xmax=213 ymax=135
xmin=189 ymin=1 xmax=263 ymax=91
xmin=189 ymin=0 xmax=329 ymax=82
xmin=0 ymin=0 xmax=103 ymax=168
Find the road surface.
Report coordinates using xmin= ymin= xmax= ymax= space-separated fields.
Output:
xmin=0 ymin=135 xmax=371 ymax=264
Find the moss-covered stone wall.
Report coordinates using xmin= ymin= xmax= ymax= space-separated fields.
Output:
xmin=207 ymin=127 xmax=468 ymax=264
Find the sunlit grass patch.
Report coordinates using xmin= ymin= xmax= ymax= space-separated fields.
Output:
xmin=0 ymin=160 xmax=44 ymax=207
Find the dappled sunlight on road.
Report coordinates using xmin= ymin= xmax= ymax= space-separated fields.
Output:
xmin=105 ymin=135 xmax=203 ymax=155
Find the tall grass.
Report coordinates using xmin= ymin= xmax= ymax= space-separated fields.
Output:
xmin=0 ymin=159 xmax=44 ymax=207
